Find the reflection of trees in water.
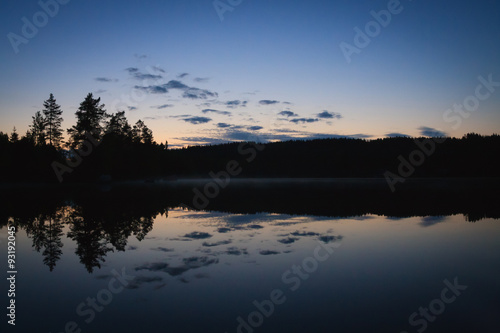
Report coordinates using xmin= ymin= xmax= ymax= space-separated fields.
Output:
xmin=3 ymin=180 xmax=499 ymax=272
xmin=18 ymin=203 xmax=160 ymax=273
xmin=24 ymin=211 xmax=64 ymax=272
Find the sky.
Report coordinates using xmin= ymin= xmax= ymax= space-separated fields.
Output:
xmin=1 ymin=0 xmax=499 ymax=147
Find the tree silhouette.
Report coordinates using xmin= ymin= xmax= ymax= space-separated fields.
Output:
xmin=10 ymin=127 xmax=19 ymax=143
xmin=67 ymin=93 xmax=107 ymax=148
xmin=28 ymin=111 xmax=47 ymax=146
xmin=132 ymin=120 xmax=154 ymax=144
xmin=24 ymin=212 xmax=64 ymax=272
xmin=42 ymin=93 xmax=64 ymax=148
xmin=106 ymin=111 xmax=132 ymax=138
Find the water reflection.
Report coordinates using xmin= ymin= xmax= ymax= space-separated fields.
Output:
xmin=2 ymin=179 xmax=499 ymax=273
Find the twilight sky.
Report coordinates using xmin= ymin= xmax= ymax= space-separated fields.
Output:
xmin=1 ymin=0 xmax=499 ymax=147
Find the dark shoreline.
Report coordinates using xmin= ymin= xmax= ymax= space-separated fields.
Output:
xmin=2 ymin=178 xmax=499 ymax=224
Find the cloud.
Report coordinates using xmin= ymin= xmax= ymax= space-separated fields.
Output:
xmin=202 ymin=109 xmax=231 ymax=116
xmin=260 ymin=250 xmax=280 ymax=255
xmin=202 ymin=240 xmax=232 ymax=247
xmin=182 ymin=116 xmax=212 ymax=125
xmin=216 ymin=123 xmax=232 ymax=128
xmin=128 ymin=106 xmax=137 ymax=111
xmin=225 ymin=247 xmax=248 ymax=256
xmin=136 ymin=256 xmax=218 ymax=277
xmin=153 ymin=104 xmax=174 ymax=109
xmin=247 ymin=126 xmax=263 ymax=131
xmin=225 ymin=100 xmax=247 ymax=108
xmin=152 ymin=65 xmax=165 ymax=73
xmin=283 ymin=101 xmax=292 ymax=105
xmin=94 ymin=89 xmax=107 ymax=94
xmin=278 ymin=111 xmax=298 ymax=117
xmin=95 ymin=77 xmax=116 ymax=83
xmin=386 ymin=132 xmax=409 ymax=138
xmin=316 ymin=111 xmax=342 ymax=119
xmin=183 ymin=87 xmax=218 ymax=99
xmin=194 ymin=77 xmax=209 ymax=83
xmin=420 ymin=216 xmax=448 ymax=227
xmin=318 ymin=235 xmax=341 ymax=243
xmin=418 ymin=126 xmax=447 ymax=137
xmin=290 ymin=231 xmax=319 ymax=237
xmin=126 ymin=67 xmax=163 ymax=81
xmin=290 ymin=118 xmax=319 ymax=124
xmin=166 ymin=80 xmax=189 ymax=89
xmin=134 ymin=77 xmax=218 ymax=100
xmin=135 ymin=73 xmax=162 ymax=80
xmin=184 ymin=231 xmax=212 ymax=239
xmin=175 ymin=130 xmax=374 ymax=146
xmin=178 ymin=73 xmax=189 ymax=78
xmin=134 ymin=54 xmax=147 ymax=60
xmin=278 ymin=237 xmax=299 ymax=244
xmin=152 ymin=247 xmax=174 ymax=252
xmin=125 ymin=67 xmax=139 ymax=73
xmin=259 ymin=100 xmax=280 ymax=105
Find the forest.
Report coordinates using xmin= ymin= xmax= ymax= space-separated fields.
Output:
xmin=1 ymin=93 xmax=499 ymax=183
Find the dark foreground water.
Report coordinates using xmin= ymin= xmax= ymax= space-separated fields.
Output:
xmin=1 ymin=179 xmax=499 ymax=333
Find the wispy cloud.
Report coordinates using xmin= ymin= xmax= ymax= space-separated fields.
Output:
xmin=153 ymin=104 xmax=174 ymax=109
xmin=316 ymin=111 xmax=342 ymax=119
xmin=128 ymin=106 xmax=138 ymax=111
xmin=290 ymin=118 xmax=319 ymax=124
xmin=259 ymin=100 xmax=280 ymax=105
xmin=126 ymin=67 xmax=163 ymax=81
xmin=152 ymin=65 xmax=166 ymax=73
xmin=386 ymin=132 xmax=409 ymax=138
xmin=202 ymin=109 xmax=231 ymax=116
xmin=225 ymin=100 xmax=247 ymax=108
xmin=134 ymin=54 xmax=147 ymax=61
xmin=418 ymin=126 xmax=447 ymax=137
xmin=183 ymin=87 xmax=218 ymax=99
xmin=278 ymin=111 xmax=298 ymax=117
xmin=177 ymin=73 xmax=189 ymax=78
xmin=95 ymin=77 xmax=117 ymax=83
xmin=182 ymin=116 xmax=212 ymax=124
xmin=194 ymin=77 xmax=209 ymax=83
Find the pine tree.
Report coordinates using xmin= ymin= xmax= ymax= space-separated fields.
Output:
xmin=132 ymin=120 xmax=154 ymax=144
xmin=10 ymin=127 xmax=19 ymax=143
xmin=67 ymin=93 xmax=107 ymax=148
xmin=29 ymin=111 xmax=47 ymax=146
xmin=106 ymin=111 xmax=131 ymax=138
xmin=42 ymin=94 xmax=64 ymax=148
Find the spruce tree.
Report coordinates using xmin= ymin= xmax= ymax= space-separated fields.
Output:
xmin=29 ymin=111 xmax=47 ymax=146
xmin=10 ymin=127 xmax=19 ymax=143
xmin=67 ymin=93 xmax=107 ymax=147
xmin=42 ymin=93 xmax=64 ymax=148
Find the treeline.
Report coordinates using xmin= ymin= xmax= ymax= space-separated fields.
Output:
xmin=0 ymin=93 xmax=167 ymax=182
xmin=169 ymin=133 xmax=500 ymax=178
xmin=1 ymin=93 xmax=499 ymax=183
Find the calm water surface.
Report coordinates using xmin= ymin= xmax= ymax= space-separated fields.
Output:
xmin=1 ymin=180 xmax=499 ymax=333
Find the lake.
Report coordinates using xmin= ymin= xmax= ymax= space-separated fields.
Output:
xmin=1 ymin=179 xmax=499 ymax=333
